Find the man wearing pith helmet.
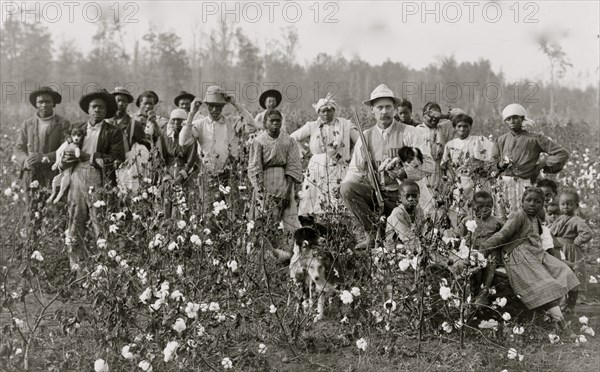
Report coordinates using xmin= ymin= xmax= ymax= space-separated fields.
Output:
xmin=255 ymin=89 xmax=287 ymax=133
xmin=107 ymin=86 xmax=149 ymax=152
xmin=340 ymin=84 xmax=435 ymax=250
xmin=60 ymin=89 xmax=125 ymax=272
xmin=14 ymin=86 xmax=71 ymax=235
xmin=179 ymin=85 xmax=258 ymax=209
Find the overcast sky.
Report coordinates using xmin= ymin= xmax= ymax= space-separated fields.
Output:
xmin=6 ymin=0 xmax=599 ymax=88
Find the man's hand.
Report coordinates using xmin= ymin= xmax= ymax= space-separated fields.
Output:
xmin=24 ymin=152 xmax=43 ymax=169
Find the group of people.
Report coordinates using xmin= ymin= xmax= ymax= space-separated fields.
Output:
xmin=15 ymin=83 xmax=592 ymax=336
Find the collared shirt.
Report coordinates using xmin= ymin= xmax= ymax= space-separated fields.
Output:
xmin=491 ymin=130 xmax=569 ymax=179
xmin=417 ymin=120 xmax=455 ymax=162
xmin=82 ymin=121 xmax=102 ymax=155
xmin=187 ymin=115 xmax=240 ymax=175
xmin=374 ymin=124 xmax=392 ymax=145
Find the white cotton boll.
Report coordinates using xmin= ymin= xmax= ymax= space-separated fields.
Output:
xmin=439 ymin=285 xmax=452 ymax=300
xmin=356 ymin=338 xmax=368 ymax=351
xmin=442 ymin=321 xmax=453 ymax=333
xmin=227 ymin=260 xmax=238 ymax=272
xmin=339 ymin=290 xmax=354 ymax=304
xmin=209 ymin=302 xmax=220 ymax=312
xmin=177 ymin=220 xmax=186 ymax=229
xmin=121 ymin=344 xmax=135 ymax=360
xmin=172 ymin=318 xmax=186 ymax=334
xmin=97 ymin=239 xmax=107 ymax=249
xmin=30 ymin=250 xmax=44 ymax=261
xmin=138 ymin=360 xmax=153 ymax=372
xmin=167 ymin=242 xmax=178 ymax=251
xmin=94 ymin=359 xmax=109 ymax=372
xmin=221 ymin=357 xmax=233 ymax=369
xmin=163 ymin=341 xmax=179 ymax=362
xmin=502 ymin=312 xmax=511 ymax=321
xmin=351 ymin=287 xmax=361 ymax=297
xmin=185 ymin=302 xmax=200 ymax=319
xmin=384 ymin=299 xmax=397 ymax=313
xmin=176 ymin=265 xmax=184 ymax=277
xmin=269 ymin=304 xmax=277 ymax=314
xmin=170 ymin=290 xmax=184 ymax=302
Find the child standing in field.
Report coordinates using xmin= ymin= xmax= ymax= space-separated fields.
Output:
xmin=384 ymin=181 xmax=425 ymax=252
xmin=549 ymin=189 xmax=593 ymax=313
xmin=480 ymin=188 xmax=579 ymax=334
xmin=456 ymin=191 xmax=503 ymax=303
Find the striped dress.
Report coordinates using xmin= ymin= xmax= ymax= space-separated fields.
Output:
xmin=482 ymin=209 xmax=579 ymax=309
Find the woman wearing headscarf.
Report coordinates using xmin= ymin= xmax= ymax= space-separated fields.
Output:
xmin=492 ymin=103 xmax=569 ymax=216
xmin=290 ymin=93 xmax=359 ymax=218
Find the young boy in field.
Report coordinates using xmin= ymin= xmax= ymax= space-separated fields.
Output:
xmin=549 ymin=189 xmax=593 ymax=313
xmin=456 ymin=191 xmax=503 ymax=303
xmin=384 ymin=181 xmax=424 ymax=252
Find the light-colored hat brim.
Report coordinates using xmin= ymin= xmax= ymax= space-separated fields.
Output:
xmin=362 ymin=96 xmax=403 ymax=106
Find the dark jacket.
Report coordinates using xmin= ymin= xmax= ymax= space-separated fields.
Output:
xmin=67 ymin=121 xmax=126 ymax=183
xmin=106 ymin=113 xmax=151 ymax=152
xmin=14 ymin=114 xmax=71 ymax=185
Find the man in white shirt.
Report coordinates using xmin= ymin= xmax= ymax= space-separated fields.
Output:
xmin=179 ymin=85 xmax=257 ymax=210
xmin=340 ymin=84 xmax=435 ymax=249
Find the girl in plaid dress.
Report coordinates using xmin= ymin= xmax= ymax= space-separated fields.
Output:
xmin=480 ymin=188 xmax=579 ymax=332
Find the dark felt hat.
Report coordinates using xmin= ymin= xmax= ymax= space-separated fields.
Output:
xmin=111 ymin=86 xmax=134 ymax=103
xmin=79 ymin=89 xmax=117 ymax=119
xmin=29 ymin=86 xmax=62 ymax=107
xmin=259 ymin=89 xmax=282 ymax=109
xmin=173 ymin=91 xmax=196 ymax=106
xmin=136 ymin=91 xmax=160 ymax=107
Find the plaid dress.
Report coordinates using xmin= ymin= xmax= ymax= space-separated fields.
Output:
xmin=483 ymin=210 xmax=579 ymax=309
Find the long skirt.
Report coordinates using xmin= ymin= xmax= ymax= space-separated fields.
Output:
xmin=297 ymin=153 xmax=348 ymax=216
xmin=496 ymin=176 xmax=531 ymax=218
xmin=250 ymin=167 xmax=301 ymax=233
xmin=557 ymin=237 xmax=588 ymax=292
xmin=504 ymin=243 xmax=579 ymax=309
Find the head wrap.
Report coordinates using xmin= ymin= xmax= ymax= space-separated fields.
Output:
xmin=312 ymin=92 xmax=338 ymax=113
xmin=169 ymin=108 xmax=188 ymax=121
xmin=501 ymin=103 xmax=536 ymax=130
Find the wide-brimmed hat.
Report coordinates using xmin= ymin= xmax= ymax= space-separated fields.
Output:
xmin=203 ymin=86 xmax=228 ymax=106
xmin=79 ymin=89 xmax=117 ymax=118
xmin=363 ymin=84 xmax=403 ymax=106
xmin=259 ymin=89 xmax=282 ymax=109
xmin=29 ymin=86 xmax=62 ymax=107
xmin=173 ymin=91 xmax=196 ymax=106
xmin=111 ymin=86 xmax=134 ymax=103
xmin=169 ymin=108 xmax=188 ymax=120
xmin=136 ymin=90 xmax=160 ymax=107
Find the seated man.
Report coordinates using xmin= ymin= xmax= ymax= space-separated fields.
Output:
xmin=340 ymin=84 xmax=434 ymax=249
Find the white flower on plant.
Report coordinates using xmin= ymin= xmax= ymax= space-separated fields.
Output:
xmin=258 ymin=343 xmax=267 ymax=354
xmin=442 ymin=321 xmax=453 ymax=333
xmin=456 ymin=239 xmax=470 ymax=260
xmin=269 ymin=304 xmax=277 ymax=314
xmin=132 ymin=213 xmax=141 ymax=221
xmin=176 ymin=265 xmax=184 ymax=277
xmin=502 ymin=312 xmax=512 ymax=321
xmin=30 ymin=250 xmax=44 ymax=262
xmin=121 ymin=344 xmax=135 ymax=360
xmin=227 ymin=260 xmax=238 ymax=272
xmin=590 ymin=276 xmax=598 ymax=284
xmin=439 ymin=285 xmax=452 ymax=300
xmin=278 ymin=221 xmax=284 ymax=230
xmin=196 ymin=323 xmax=206 ymax=337
xmin=168 ymin=241 xmax=178 ymax=251
xmin=478 ymin=319 xmax=499 ymax=330
xmin=170 ymin=290 xmax=184 ymax=302
xmin=200 ymin=303 xmax=209 ymax=312
xmin=221 ymin=357 xmax=233 ymax=369
xmin=384 ymin=299 xmax=397 ymax=313
xmin=340 ymin=316 xmax=349 ymax=324
xmin=176 ymin=220 xmax=186 ymax=229
xmin=398 ymin=258 xmax=411 ymax=271
xmin=29 ymin=180 xmax=39 ymax=188
xmin=190 ymin=234 xmax=201 ymax=246
xmin=109 ymin=224 xmax=119 ymax=234
xmin=138 ymin=360 xmax=152 ymax=372
xmin=203 ymin=228 xmax=211 ymax=235
xmin=12 ymin=193 xmax=19 ymax=201
xmin=141 ymin=192 xmax=149 ymax=199
xmin=4 ymin=188 xmax=12 ymax=196
xmin=15 ymin=348 xmax=22 ymax=355
xmin=120 ymin=260 xmax=129 ymax=269
xmin=579 ymin=316 xmax=589 ymax=325
xmin=139 ymin=288 xmax=152 ymax=304
xmin=465 ymin=220 xmax=478 ymax=233
xmin=219 ymin=185 xmax=231 ymax=195
xmin=238 ymin=185 xmax=247 ymax=190
xmin=507 ymin=348 xmax=518 ymax=360
xmin=149 ymin=298 xmax=165 ymax=311
xmin=185 ymin=302 xmax=200 ymax=319
xmin=548 ymin=333 xmax=560 ymax=344
xmin=340 ymin=290 xmax=354 ymax=305
xmin=351 ymin=287 xmax=361 ymax=297
xmin=93 ymin=200 xmax=106 ymax=208
xmin=246 ymin=220 xmax=255 ymax=234
xmin=371 ymin=310 xmax=383 ymax=324
xmin=107 ymin=250 xmax=117 ymax=259
xmin=163 ymin=340 xmax=179 ymax=362
xmin=172 ymin=318 xmax=186 ymax=334
xmin=356 ymin=338 xmax=368 ymax=351
xmin=513 ymin=326 xmax=524 ymax=335
xmin=213 ymin=259 xmax=220 ymax=266
xmin=581 ymin=325 xmax=595 ymax=337
xmin=209 ymin=302 xmax=220 ymax=312
xmin=114 ymin=255 xmax=122 ymax=263
xmin=205 ymin=239 xmax=213 ymax=246
xmin=13 ymin=317 xmax=24 ymax=328
xmin=488 ymin=287 xmax=497 ymax=295
xmin=94 ymin=358 xmax=109 ymax=372
xmin=110 ymin=212 xmax=126 ymax=221
xmin=575 ymin=335 xmax=587 ymax=344
xmin=97 ymin=239 xmax=107 ymax=249
xmin=493 ymin=297 xmax=507 ymax=307
xmin=212 ymin=200 xmax=228 ymax=216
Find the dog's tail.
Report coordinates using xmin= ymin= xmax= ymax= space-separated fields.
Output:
xmin=270 ymin=248 xmax=293 ymax=265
